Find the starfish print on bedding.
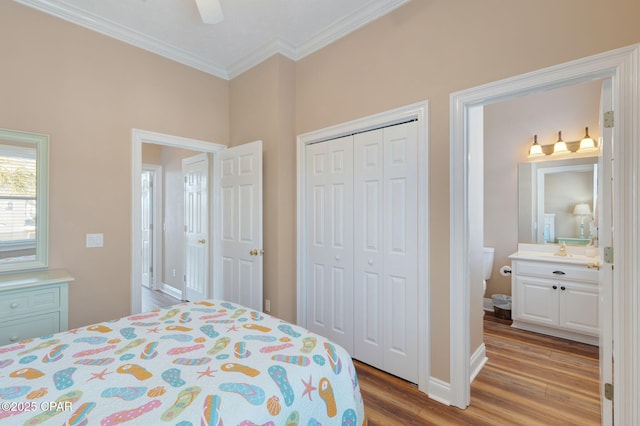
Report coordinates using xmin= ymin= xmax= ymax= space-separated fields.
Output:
xmin=88 ymin=368 xmax=112 ymax=381
xmin=226 ymin=324 xmax=239 ymax=332
xmin=147 ymin=327 xmax=160 ymax=333
xmin=197 ymin=366 xmax=217 ymax=379
xmin=301 ymin=375 xmax=317 ymax=401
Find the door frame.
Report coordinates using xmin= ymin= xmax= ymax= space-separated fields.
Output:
xmin=131 ymin=129 xmax=226 ymax=314
xmin=449 ymin=44 xmax=639 ymax=425
xmin=296 ymin=100 xmax=430 ymax=394
xmin=141 ymin=163 xmax=163 ymax=290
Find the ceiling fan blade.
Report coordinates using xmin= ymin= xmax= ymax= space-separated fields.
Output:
xmin=195 ymin=0 xmax=224 ymax=24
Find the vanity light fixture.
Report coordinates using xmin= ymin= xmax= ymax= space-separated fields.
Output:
xmin=528 ymin=134 xmax=544 ymax=157
xmin=579 ymin=127 xmax=597 ymax=151
xmin=552 ymin=131 xmax=569 ymax=155
xmin=526 ymin=127 xmax=599 ymax=158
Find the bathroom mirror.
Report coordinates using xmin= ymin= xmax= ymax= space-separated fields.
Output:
xmin=518 ymin=157 xmax=597 ymax=245
xmin=0 ymin=129 xmax=48 ymax=272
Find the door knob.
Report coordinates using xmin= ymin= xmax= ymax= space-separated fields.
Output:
xmin=198 ymin=239 xmax=206 ymax=244
xmin=249 ymin=249 xmax=258 ymax=256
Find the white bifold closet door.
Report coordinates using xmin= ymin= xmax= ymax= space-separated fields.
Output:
xmin=305 ymin=135 xmax=355 ymax=353
xmin=305 ymin=121 xmax=418 ymax=383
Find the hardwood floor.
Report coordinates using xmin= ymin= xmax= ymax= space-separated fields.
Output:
xmin=138 ymin=292 xmax=600 ymax=424
xmin=356 ymin=314 xmax=600 ymax=425
xmin=141 ymin=286 xmax=181 ymax=312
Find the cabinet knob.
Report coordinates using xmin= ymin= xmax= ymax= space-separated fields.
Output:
xmin=335 ymin=255 xmax=341 ymax=261
xmin=552 ymin=285 xmax=558 ymax=290
xmin=10 ymin=302 xmax=18 ymax=309
xmin=561 ymin=286 xmax=566 ymax=291
xmin=9 ymin=335 xmax=18 ymax=342
xmin=552 ymin=270 xmax=566 ymax=275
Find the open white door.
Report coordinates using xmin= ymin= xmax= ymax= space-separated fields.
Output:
xmin=598 ymin=79 xmax=614 ymax=424
xmin=217 ymin=141 xmax=263 ymax=311
xmin=183 ymin=153 xmax=209 ymax=301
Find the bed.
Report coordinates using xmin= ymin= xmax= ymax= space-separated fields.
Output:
xmin=0 ymin=299 xmax=365 ymax=425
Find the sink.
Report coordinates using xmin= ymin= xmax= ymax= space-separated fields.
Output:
xmin=509 ymin=251 xmax=598 ymax=264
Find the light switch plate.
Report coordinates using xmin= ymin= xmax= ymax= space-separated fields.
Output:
xmin=86 ymin=233 xmax=104 ymax=248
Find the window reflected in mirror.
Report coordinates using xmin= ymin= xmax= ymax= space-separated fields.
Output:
xmin=0 ymin=129 xmax=48 ymax=272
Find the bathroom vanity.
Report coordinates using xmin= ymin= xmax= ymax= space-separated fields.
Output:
xmin=509 ymin=243 xmax=600 ymax=345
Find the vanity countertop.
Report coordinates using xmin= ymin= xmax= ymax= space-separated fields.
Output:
xmin=509 ymin=243 xmax=599 ymax=266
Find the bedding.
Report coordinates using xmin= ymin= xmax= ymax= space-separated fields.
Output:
xmin=0 ymin=299 xmax=365 ymax=425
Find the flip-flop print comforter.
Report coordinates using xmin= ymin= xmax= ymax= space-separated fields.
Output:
xmin=0 ymin=299 xmax=365 ymax=425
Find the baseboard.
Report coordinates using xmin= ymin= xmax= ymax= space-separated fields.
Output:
xmin=470 ymin=343 xmax=488 ymax=382
xmin=158 ymin=283 xmax=183 ymax=301
xmin=483 ymin=297 xmax=494 ymax=311
xmin=428 ymin=376 xmax=451 ymax=406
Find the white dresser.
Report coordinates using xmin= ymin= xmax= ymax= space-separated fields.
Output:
xmin=509 ymin=244 xmax=600 ymax=345
xmin=0 ymin=269 xmax=74 ymax=346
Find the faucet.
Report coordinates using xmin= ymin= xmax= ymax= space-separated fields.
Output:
xmin=556 ymin=243 xmax=567 ymax=256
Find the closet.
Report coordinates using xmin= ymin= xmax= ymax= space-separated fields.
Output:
xmin=304 ymin=121 xmax=418 ymax=383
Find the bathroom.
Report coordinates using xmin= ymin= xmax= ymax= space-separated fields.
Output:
xmin=482 ymin=78 xmax=603 ymax=335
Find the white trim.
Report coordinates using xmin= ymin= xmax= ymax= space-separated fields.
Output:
xmin=296 ymin=100 xmax=430 ymax=394
xmin=15 ymin=0 xmax=409 ymax=80
xmin=158 ymin=282 xmax=182 ymax=301
xmin=470 ymin=343 xmax=488 ymax=383
xmin=131 ymin=129 xmax=226 ymax=315
xmin=449 ymin=44 xmax=640 ymax=426
xmin=428 ymin=377 xmax=451 ymax=406
xmin=142 ymin=163 xmax=163 ymax=291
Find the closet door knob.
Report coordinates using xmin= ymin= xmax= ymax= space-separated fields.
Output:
xmin=561 ymin=286 xmax=566 ymax=291
xmin=335 ymin=255 xmax=341 ymax=261
xmin=10 ymin=302 xmax=18 ymax=309
xmin=368 ymin=259 xmax=373 ymax=265
xmin=552 ymin=285 xmax=558 ymax=290
xmin=9 ymin=335 xmax=18 ymax=342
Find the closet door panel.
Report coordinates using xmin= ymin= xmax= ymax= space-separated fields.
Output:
xmin=305 ymin=137 xmax=354 ymax=353
xmin=383 ymin=121 xmax=419 ymax=382
xmin=353 ymin=129 xmax=384 ymax=366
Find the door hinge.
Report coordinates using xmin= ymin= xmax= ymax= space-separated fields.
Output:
xmin=604 ymin=111 xmax=614 ymax=128
xmin=604 ymin=382 xmax=614 ymax=401
xmin=604 ymin=246 xmax=614 ymax=264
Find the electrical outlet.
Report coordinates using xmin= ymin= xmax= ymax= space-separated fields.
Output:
xmin=264 ymin=299 xmax=271 ymax=313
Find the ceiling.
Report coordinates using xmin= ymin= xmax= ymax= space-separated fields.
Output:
xmin=15 ymin=0 xmax=410 ymax=80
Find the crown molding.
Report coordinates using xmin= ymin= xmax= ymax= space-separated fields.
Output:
xmin=14 ymin=0 xmax=410 ymax=80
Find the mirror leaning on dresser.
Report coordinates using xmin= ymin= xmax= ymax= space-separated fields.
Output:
xmin=508 ymin=243 xmax=600 ymax=346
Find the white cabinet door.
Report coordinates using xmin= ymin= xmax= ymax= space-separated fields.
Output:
xmin=305 ymin=136 xmax=354 ymax=353
xmin=515 ymin=275 xmax=559 ymax=327
xmin=559 ymin=283 xmax=599 ymax=335
xmin=218 ymin=141 xmax=263 ymax=311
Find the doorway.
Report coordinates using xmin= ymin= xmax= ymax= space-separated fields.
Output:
xmin=132 ymin=129 xmax=265 ymax=316
xmin=449 ymin=44 xmax=640 ymax=425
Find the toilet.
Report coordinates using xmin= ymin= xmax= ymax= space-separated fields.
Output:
xmin=482 ymin=247 xmax=495 ymax=296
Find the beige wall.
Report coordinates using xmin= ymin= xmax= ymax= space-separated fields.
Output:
xmin=3 ymin=0 xmax=639 ymax=385
xmin=484 ymin=80 xmax=602 ymax=298
xmin=293 ymin=0 xmax=640 ymax=381
xmin=229 ymin=55 xmax=297 ymax=322
xmin=0 ymin=1 xmax=229 ymax=328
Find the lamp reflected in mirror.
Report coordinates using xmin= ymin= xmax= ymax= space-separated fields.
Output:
xmin=573 ymin=202 xmax=592 ymax=238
